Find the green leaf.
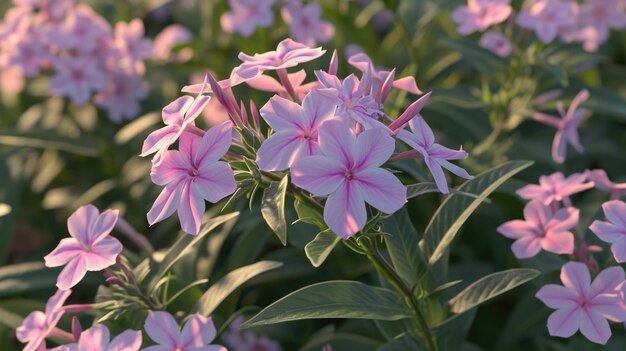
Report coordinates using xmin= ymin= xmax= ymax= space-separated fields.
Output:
xmin=304 ymin=229 xmax=341 ymax=267
xmin=422 ymin=161 xmax=533 ymax=265
xmin=0 ymin=262 xmax=60 ymax=297
xmin=148 ymin=212 xmax=240 ymax=291
xmin=440 ymin=39 xmax=507 ymax=74
xmin=0 ymin=307 xmax=23 ymax=329
xmin=378 ymin=335 xmax=423 ymax=351
xmin=261 ymin=175 xmax=289 ymax=245
xmin=294 ymin=199 xmax=325 ymax=228
xmin=448 ymin=269 xmax=540 ymax=315
xmin=406 ymin=183 xmax=441 ymax=198
xmin=0 ymin=130 xmax=99 ymax=156
xmin=301 ymin=332 xmax=383 ymax=351
xmin=196 ymin=260 xmax=282 ymax=316
xmin=241 ymin=281 xmax=413 ymax=328
xmin=382 ymin=208 xmax=425 ymax=288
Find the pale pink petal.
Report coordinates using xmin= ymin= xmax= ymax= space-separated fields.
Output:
xmin=561 ymin=262 xmax=590 ymax=297
xmin=44 ymin=238 xmax=83 ymax=267
xmin=259 ymin=95 xmax=304 ymax=131
xmin=436 ymin=159 xmax=474 ymax=180
xmin=516 ymin=184 xmax=547 ymax=201
xmin=108 ymin=329 xmax=142 ymax=351
xmin=497 ymin=220 xmax=536 ymax=239
xmin=541 ymin=231 xmax=574 ymax=255
xmin=356 ymin=168 xmax=406 ymax=214
xmin=140 ymin=125 xmax=179 ymax=157
xmin=162 ymin=96 xmax=194 ymax=125
xmin=547 ymin=207 xmax=579 ymax=232
xmin=552 ymin=129 xmax=567 ymax=164
xmin=354 ymin=128 xmax=395 ymax=170
xmin=610 ymin=239 xmax=626 ymax=263
xmin=546 ymin=306 xmax=581 ymax=338
xmin=85 ymin=237 xmax=123 ymax=271
xmin=88 ymin=209 xmax=119 ymax=244
xmin=590 ymin=294 xmax=626 ymax=322
xmin=393 ymin=76 xmax=421 ymax=94
xmin=144 ymin=311 xmax=181 ymax=347
xmin=256 ymin=132 xmax=305 ymax=171
xmin=291 ymin=156 xmax=345 ymax=196
xmin=147 ymin=181 xmax=184 ymax=225
xmin=180 ymin=315 xmax=216 ymax=347
xmin=151 ymin=151 xmax=190 ymax=186
xmin=77 ymin=324 xmax=110 ymax=351
xmin=57 ymin=255 xmax=87 ymax=290
xmin=317 ymin=120 xmax=358 ymax=166
xmin=603 ymin=200 xmax=626 ymax=227
xmin=178 ymin=182 xmax=205 ymax=235
xmin=194 ymin=161 xmax=236 ymax=203
xmin=591 ymin=221 xmax=626 ymax=243
xmin=407 ymin=117 xmax=435 ymax=147
xmin=184 ymin=95 xmax=212 ymax=124
xmin=194 ymin=121 xmax=233 ymax=166
xmin=579 ymin=309 xmax=611 ymax=344
xmin=424 ymin=156 xmax=449 ymax=194
xmin=536 ymin=284 xmax=579 ymax=309
xmin=301 ymin=89 xmax=336 ymax=127
xmin=67 ymin=205 xmax=99 ymax=244
xmin=589 ymin=266 xmax=625 ymax=297
xmin=511 ymin=236 xmax=542 ymax=258
xmin=324 ymin=182 xmax=366 ymax=238
xmin=16 ymin=311 xmax=46 ymax=342
xmin=523 ymin=200 xmax=550 ymax=226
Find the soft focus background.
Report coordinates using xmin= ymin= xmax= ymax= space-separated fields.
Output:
xmin=1 ymin=0 xmax=626 ymax=350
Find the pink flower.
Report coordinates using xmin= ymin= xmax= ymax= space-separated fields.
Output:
xmin=478 ymin=31 xmax=512 ymax=57
xmin=315 ymin=71 xmax=383 ymax=130
xmin=220 ymin=0 xmax=275 ymax=37
xmin=587 ymin=169 xmax=626 ymax=199
xmin=291 ymin=120 xmax=406 ymax=238
xmin=532 ymin=89 xmax=590 ymax=164
xmin=497 ymin=200 xmax=577 ymax=258
xmin=44 ymin=205 xmax=122 ymax=290
xmin=256 ymin=89 xmax=336 ymax=171
xmin=94 ymin=70 xmax=147 ymax=123
xmin=517 ymin=0 xmax=578 ymax=43
xmin=8 ymin=35 xmax=51 ymax=77
xmin=281 ymin=2 xmax=334 ymax=47
xmin=147 ymin=121 xmax=236 ymax=235
xmin=246 ymin=69 xmax=315 ymax=100
xmin=590 ymin=200 xmax=626 ymax=263
xmin=140 ymin=89 xmax=211 ymax=163
xmin=50 ymin=56 xmax=106 ymax=106
xmin=450 ymin=0 xmax=512 ymax=35
xmin=222 ymin=316 xmax=282 ymax=351
xmin=114 ymin=19 xmax=152 ymax=75
xmin=347 ymin=52 xmax=422 ymax=98
xmin=63 ymin=325 xmax=142 ymax=351
xmin=536 ymin=262 xmax=626 ymax=344
xmin=143 ymin=311 xmax=226 ymax=351
xmin=188 ymin=72 xmax=231 ymax=126
xmin=233 ymin=38 xmax=325 ymax=80
xmin=153 ymin=24 xmax=193 ymax=62
xmin=517 ymin=172 xmax=594 ymax=206
xmin=396 ymin=116 xmax=472 ymax=194
xmin=16 ymin=289 xmax=72 ymax=351
xmin=579 ymin=0 xmax=626 ymax=32
xmin=51 ymin=4 xmax=111 ymax=54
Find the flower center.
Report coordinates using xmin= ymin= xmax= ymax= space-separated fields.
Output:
xmin=344 ymin=171 xmax=354 ymax=180
xmin=189 ymin=167 xmax=199 ymax=178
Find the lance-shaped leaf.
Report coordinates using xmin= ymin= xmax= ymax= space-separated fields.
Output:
xmin=148 ymin=212 xmax=240 ymax=291
xmin=261 ymin=175 xmax=289 ymax=245
xmin=196 ymin=260 xmax=283 ymax=316
xmin=382 ymin=208 xmax=425 ymax=288
xmin=0 ymin=130 xmax=100 ymax=156
xmin=448 ymin=268 xmax=540 ymax=315
xmin=407 ymin=182 xmax=489 ymax=202
xmin=422 ymin=161 xmax=533 ymax=265
xmin=304 ymin=229 xmax=341 ymax=267
xmin=241 ymin=281 xmax=413 ymax=328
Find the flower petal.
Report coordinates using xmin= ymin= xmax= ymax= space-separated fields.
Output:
xmin=178 ymin=182 xmax=205 ymax=235
xmin=144 ymin=311 xmax=181 ymax=347
xmin=147 ymin=181 xmax=184 ymax=226
xmin=57 ymin=255 xmax=87 ymax=290
xmin=180 ymin=315 xmax=216 ymax=348
xmin=194 ymin=161 xmax=236 ymax=204
xmin=194 ymin=121 xmax=233 ymax=166
xmin=536 ymin=284 xmax=579 ymax=309
xmin=44 ymin=238 xmax=83 ymax=267
xmin=77 ymin=324 xmax=110 ymax=351
xmin=541 ymin=231 xmax=574 ymax=255
xmin=603 ymin=200 xmax=626 ymax=227
xmin=354 ymin=128 xmax=395 ymax=170
xmin=88 ymin=208 xmax=119 ymax=244
xmin=324 ymin=181 xmax=366 ymax=239
xmin=67 ymin=205 xmax=99 ymax=244
xmin=546 ymin=306 xmax=581 ymax=339
xmin=561 ymin=262 xmax=590 ymax=297
xmin=356 ymin=168 xmax=406 ymax=214
xmin=259 ymin=95 xmax=304 ymax=131
xmin=256 ymin=131 xmax=306 ymax=171
xmin=511 ymin=236 xmax=542 ymax=259
xmin=497 ymin=220 xmax=536 ymax=239
xmin=589 ymin=266 xmax=625 ymax=297
xmin=579 ymin=309 xmax=611 ymax=345
xmin=590 ymin=220 xmax=626 ymax=244
xmin=85 ymin=237 xmax=123 ymax=271
xmin=317 ymin=120 xmax=357 ymax=166
xmin=291 ymin=155 xmax=345 ymax=196
xmin=108 ymin=329 xmax=142 ymax=351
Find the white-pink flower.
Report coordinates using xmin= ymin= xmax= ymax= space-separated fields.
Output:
xmin=291 ymin=120 xmax=406 ymax=238
xmin=281 ymin=2 xmax=334 ymax=47
xmin=44 ymin=205 xmax=122 ymax=290
xmin=50 ymin=56 xmax=106 ymax=106
xmin=517 ymin=0 xmax=578 ymax=43
xmin=517 ymin=172 xmax=594 ymax=206
xmin=451 ymin=0 xmax=512 ymax=35
xmin=147 ymin=121 xmax=236 ymax=235
xmin=16 ymin=289 xmax=72 ymax=351
xmin=143 ymin=311 xmax=226 ymax=351
xmin=590 ymin=200 xmax=626 ymax=263
xmin=220 ymin=0 xmax=275 ymax=37
xmin=536 ymin=262 xmax=626 ymax=345
xmin=497 ymin=200 xmax=577 ymax=258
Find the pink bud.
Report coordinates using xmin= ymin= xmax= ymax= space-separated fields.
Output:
xmin=388 ymin=91 xmax=432 ymax=132
xmin=71 ymin=316 xmax=82 ymax=341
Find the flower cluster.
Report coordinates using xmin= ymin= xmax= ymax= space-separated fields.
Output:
xmin=0 ymin=0 xmax=153 ymax=122
xmin=499 ymin=169 xmax=626 ymax=344
xmin=142 ymin=38 xmax=472 ymax=238
xmin=221 ymin=0 xmax=334 ymax=46
xmin=451 ymin=0 xmax=626 ymax=56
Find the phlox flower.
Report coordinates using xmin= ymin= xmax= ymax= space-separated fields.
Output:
xmin=347 ymin=52 xmax=422 ymax=99
xmin=516 ymin=172 xmax=594 ymax=206
xmin=49 ymin=56 xmax=106 ymax=106
xmin=114 ymin=19 xmax=152 ymax=75
xmin=478 ymin=31 xmax=512 ymax=58
xmin=147 ymin=121 xmax=236 ymax=235
xmin=153 ymin=24 xmax=193 ymax=62
xmin=233 ymin=38 xmax=325 ymax=80
xmin=44 ymin=205 xmax=122 ymax=290
xmin=16 ymin=289 xmax=72 ymax=351
xmin=532 ymin=89 xmax=590 ymax=164
xmin=94 ymin=70 xmax=147 ymax=123
xmin=590 ymin=200 xmax=626 ymax=263
xmin=220 ymin=0 xmax=275 ymax=37
xmin=222 ymin=316 xmax=282 ymax=351
xmin=517 ymin=0 xmax=578 ymax=43
xmin=281 ymin=2 xmax=334 ymax=47
xmin=291 ymin=120 xmax=406 ymax=238
xmin=188 ymin=72 xmax=231 ymax=126
xmin=246 ymin=69 xmax=316 ymax=100
xmin=587 ymin=169 xmax=626 ymax=200
xmin=579 ymin=0 xmax=626 ymax=33
xmin=143 ymin=311 xmax=226 ymax=351
xmin=140 ymin=87 xmax=211 ymax=164
xmin=396 ymin=116 xmax=473 ymax=194
xmin=315 ymin=71 xmax=383 ymax=130
xmin=51 ymin=4 xmax=110 ymax=54
xmin=60 ymin=324 xmax=142 ymax=351
xmin=8 ymin=35 xmax=52 ymax=77
xmin=497 ymin=200 xmax=577 ymax=258
xmin=536 ymin=262 xmax=626 ymax=345
xmin=450 ymin=0 xmax=512 ymax=35
xmin=256 ymin=89 xmax=336 ymax=171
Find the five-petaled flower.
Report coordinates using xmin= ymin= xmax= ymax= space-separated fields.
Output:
xmin=148 ymin=121 xmax=237 ymax=235
xmin=587 ymin=169 xmax=626 ymax=200
xmin=143 ymin=311 xmax=226 ymax=351
xmin=16 ymin=289 xmax=72 ymax=351
xmin=451 ymin=0 xmax=512 ymax=35
xmin=497 ymin=199 xmax=578 ymax=258
xmin=517 ymin=0 xmax=578 ymax=43
xmin=291 ymin=120 xmax=406 ymax=238
xmin=396 ymin=116 xmax=473 ymax=194
xmin=590 ymin=200 xmax=626 ymax=262
xmin=516 ymin=171 xmax=594 ymax=207
xmin=536 ymin=262 xmax=626 ymax=345
xmin=281 ymin=2 xmax=335 ymax=47
xmin=256 ymin=89 xmax=337 ymax=171
xmin=44 ymin=205 xmax=122 ymax=290
xmin=220 ymin=0 xmax=275 ymax=37
xmin=60 ymin=324 xmax=142 ymax=351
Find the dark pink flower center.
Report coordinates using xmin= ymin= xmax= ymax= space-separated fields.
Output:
xmin=189 ymin=167 xmax=199 ymax=177
xmin=344 ymin=171 xmax=354 ymax=180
